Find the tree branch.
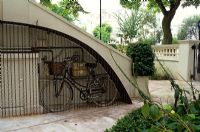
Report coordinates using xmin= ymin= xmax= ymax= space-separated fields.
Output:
xmin=155 ymin=0 xmax=167 ymax=15
xmin=170 ymin=0 xmax=181 ymax=13
xmin=170 ymin=0 xmax=175 ymax=9
xmin=168 ymin=0 xmax=181 ymax=19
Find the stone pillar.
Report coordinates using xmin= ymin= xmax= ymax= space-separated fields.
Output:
xmin=178 ymin=40 xmax=200 ymax=81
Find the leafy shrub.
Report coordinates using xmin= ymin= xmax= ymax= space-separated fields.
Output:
xmin=126 ymin=42 xmax=155 ymax=76
xmin=106 ymin=96 xmax=200 ymax=132
xmin=172 ymin=37 xmax=179 ymax=44
xmin=151 ymin=69 xmax=169 ymax=80
xmin=106 ymin=61 xmax=200 ymax=132
xmin=117 ymin=44 xmax=127 ymax=53
xmin=105 ymin=108 xmax=156 ymax=132
xmin=108 ymin=44 xmax=128 ymax=54
xmin=139 ymin=37 xmax=156 ymax=45
xmin=93 ymin=23 xmax=112 ymax=43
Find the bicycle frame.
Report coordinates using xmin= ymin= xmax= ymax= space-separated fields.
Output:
xmin=54 ymin=60 xmax=109 ymax=100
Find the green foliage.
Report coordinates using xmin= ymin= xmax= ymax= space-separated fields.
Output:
xmin=109 ymin=44 xmax=128 ymax=54
xmin=107 ymin=99 xmax=200 ymax=132
xmin=141 ymin=103 xmax=150 ymax=118
xmin=149 ymin=104 xmax=163 ymax=121
xmin=151 ymin=69 xmax=169 ymax=80
xmin=120 ymin=0 xmax=200 ymax=44
xmin=105 ymin=108 xmax=156 ymax=132
xmin=182 ymin=0 xmax=200 ymax=8
xmin=40 ymin=0 xmax=87 ymax=22
xmin=107 ymin=59 xmax=200 ymax=132
xmin=172 ymin=37 xmax=179 ymax=44
xmin=139 ymin=37 xmax=156 ymax=45
xmin=117 ymin=44 xmax=127 ymax=53
xmin=40 ymin=0 xmax=51 ymax=7
xmin=120 ymin=0 xmax=200 ymax=14
xmin=126 ymin=43 xmax=155 ymax=76
xmin=116 ymin=9 xmax=156 ymax=42
xmin=120 ymin=0 xmax=141 ymax=10
xmin=119 ymin=0 xmax=175 ymax=13
xmin=109 ymin=44 xmax=117 ymax=49
xmin=177 ymin=15 xmax=200 ymax=40
xmin=93 ymin=23 xmax=112 ymax=43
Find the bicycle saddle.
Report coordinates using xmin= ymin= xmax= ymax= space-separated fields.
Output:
xmin=85 ymin=63 xmax=97 ymax=69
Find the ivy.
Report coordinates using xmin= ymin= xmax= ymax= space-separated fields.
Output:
xmin=126 ymin=42 xmax=155 ymax=76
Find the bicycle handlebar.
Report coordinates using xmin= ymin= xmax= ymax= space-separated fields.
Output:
xmin=64 ymin=55 xmax=80 ymax=62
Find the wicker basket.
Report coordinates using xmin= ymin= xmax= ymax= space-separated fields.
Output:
xmin=71 ymin=62 xmax=89 ymax=77
xmin=47 ymin=62 xmax=64 ymax=75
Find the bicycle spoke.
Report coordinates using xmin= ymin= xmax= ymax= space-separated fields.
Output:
xmin=91 ymin=78 xmax=117 ymax=107
xmin=40 ymin=79 xmax=73 ymax=112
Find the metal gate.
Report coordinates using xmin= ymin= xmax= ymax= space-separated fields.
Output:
xmin=0 ymin=21 xmax=131 ymax=117
xmin=192 ymin=43 xmax=200 ymax=81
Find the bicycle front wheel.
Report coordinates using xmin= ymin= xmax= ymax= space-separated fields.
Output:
xmin=92 ymin=78 xmax=117 ymax=107
xmin=40 ymin=79 xmax=73 ymax=112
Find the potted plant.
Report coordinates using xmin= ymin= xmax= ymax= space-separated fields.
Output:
xmin=126 ymin=42 xmax=155 ymax=97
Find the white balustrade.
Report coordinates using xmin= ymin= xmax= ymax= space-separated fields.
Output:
xmin=152 ymin=45 xmax=179 ymax=61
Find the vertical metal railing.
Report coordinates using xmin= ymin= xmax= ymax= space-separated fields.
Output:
xmin=0 ymin=21 xmax=131 ymax=118
xmin=192 ymin=43 xmax=200 ymax=80
xmin=197 ymin=44 xmax=200 ymax=74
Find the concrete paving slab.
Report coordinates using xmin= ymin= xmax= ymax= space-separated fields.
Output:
xmin=0 ymin=101 xmax=143 ymax=132
xmin=149 ymin=80 xmax=200 ymax=104
xmin=0 ymin=80 xmax=199 ymax=132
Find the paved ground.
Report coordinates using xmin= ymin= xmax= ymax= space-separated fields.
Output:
xmin=0 ymin=101 xmax=143 ymax=132
xmin=149 ymin=80 xmax=200 ymax=104
xmin=0 ymin=80 xmax=199 ymax=132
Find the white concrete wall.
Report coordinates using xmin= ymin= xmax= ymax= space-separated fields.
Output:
xmin=153 ymin=40 xmax=200 ymax=81
xmin=152 ymin=44 xmax=180 ymax=79
xmin=154 ymin=60 xmax=179 ymax=78
xmin=3 ymin=0 xmax=29 ymax=23
xmin=0 ymin=0 xmax=147 ymax=101
xmin=178 ymin=41 xmax=192 ymax=81
xmin=179 ymin=40 xmax=200 ymax=81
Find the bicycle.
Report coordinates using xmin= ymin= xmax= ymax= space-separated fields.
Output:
xmin=40 ymin=55 xmax=118 ymax=112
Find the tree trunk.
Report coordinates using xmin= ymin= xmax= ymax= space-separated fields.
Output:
xmin=155 ymin=0 xmax=180 ymax=44
xmin=162 ymin=15 xmax=173 ymax=44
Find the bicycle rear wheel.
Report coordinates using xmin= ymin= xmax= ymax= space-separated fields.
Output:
xmin=40 ymin=79 xmax=73 ymax=112
xmin=91 ymin=78 xmax=117 ymax=107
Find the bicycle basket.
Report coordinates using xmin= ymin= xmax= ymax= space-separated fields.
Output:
xmin=71 ymin=62 xmax=89 ymax=77
xmin=47 ymin=61 xmax=64 ymax=75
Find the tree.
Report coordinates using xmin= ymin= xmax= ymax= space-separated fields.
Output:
xmin=93 ymin=23 xmax=112 ymax=43
xmin=116 ymin=9 xmax=156 ymax=42
xmin=120 ymin=0 xmax=200 ymax=44
xmin=40 ymin=0 xmax=87 ymax=22
xmin=177 ymin=15 xmax=200 ymax=40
